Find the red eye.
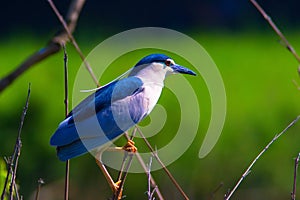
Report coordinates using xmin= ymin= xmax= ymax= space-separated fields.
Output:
xmin=165 ymin=59 xmax=172 ymax=66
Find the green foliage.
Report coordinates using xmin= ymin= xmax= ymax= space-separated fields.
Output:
xmin=0 ymin=158 xmax=9 ymax=200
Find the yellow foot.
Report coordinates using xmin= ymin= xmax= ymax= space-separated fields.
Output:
xmin=113 ymin=180 xmax=124 ymax=200
xmin=122 ymin=140 xmax=137 ymax=153
xmin=112 ymin=180 xmax=122 ymax=193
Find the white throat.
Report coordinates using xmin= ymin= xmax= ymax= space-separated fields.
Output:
xmin=129 ymin=63 xmax=171 ymax=86
xmin=129 ymin=63 xmax=170 ymax=113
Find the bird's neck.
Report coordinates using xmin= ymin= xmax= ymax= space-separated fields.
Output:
xmin=129 ymin=64 xmax=167 ymax=86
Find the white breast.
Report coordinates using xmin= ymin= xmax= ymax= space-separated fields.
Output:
xmin=142 ymin=82 xmax=163 ymax=114
xmin=132 ymin=62 xmax=168 ymax=114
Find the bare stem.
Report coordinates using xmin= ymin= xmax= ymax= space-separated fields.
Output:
xmin=47 ymin=0 xmax=99 ymax=87
xmin=0 ymin=0 xmax=86 ymax=93
xmin=1 ymin=157 xmax=11 ymax=200
xmin=249 ymin=0 xmax=300 ymax=64
xmin=0 ymin=84 xmax=31 ymax=200
xmin=10 ymin=84 xmax=31 ymax=200
xmin=34 ymin=178 xmax=45 ymax=200
xmin=62 ymin=44 xmax=70 ymax=200
xmin=135 ymin=151 xmax=164 ymax=200
xmin=112 ymin=130 xmax=137 ymax=200
xmin=136 ymin=127 xmax=189 ymax=200
xmin=225 ymin=115 xmax=300 ymax=200
xmin=291 ymin=153 xmax=300 ymax=200
xmin=116 ymin=132 xmax=164 ymax=199
xmin=147 ymin=157 xmax=157 ymax=200
xmin=113 ymin=153 xmax=134 ymax=200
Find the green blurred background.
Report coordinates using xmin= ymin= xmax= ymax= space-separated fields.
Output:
xmin=1 ymin=1 xmax=300 ymax=199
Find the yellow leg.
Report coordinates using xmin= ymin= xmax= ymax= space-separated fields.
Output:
xmin=105 ymin=140 xmax=137 ymax=153
xmin=122 ymin=139 xmax=137 ymax=153
xmin=95 ymin=158 xmax=120 ymax=193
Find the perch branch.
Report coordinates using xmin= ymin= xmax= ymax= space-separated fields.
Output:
xmin=111 ymin=130 xmax=137 ymax=200
xmin=225 ymin=115 xmax=300 ymax=200
xmin=122 ymin=132 xmax=165 ymax=200
xmin=0 ymin=0 xmax=86 ymax=93
xmin=136 ymin=127 xmax=189 ymax=200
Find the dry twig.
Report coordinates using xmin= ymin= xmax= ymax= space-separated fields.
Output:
xmin=47 ymin=0 xmax=99 ymax=86
xmin=116 ymin=132 xmax=164 ymax=200
xmin=225 ymin=115 xmax=300 ymax=200
xmin=147 ymin=157 xmax=157 ymax=200
xmin=111 ymin=131 xmax=137 ymax=200
xmin=0 ymin=0 xmax=86 ymax=93
xmin=249 ymin=0 xmax=300 ymax=64
xmin=34 ymin=178 xmax=45 ymax=200
xmin=136 ymin=127 xmax=189 ymax=200
xmin=1 ymin=84 xmax=31 ymax=200
xmin=135 ymin=151 xmax=164 ymax=200
xmin=62 ymin=44 xmax=70 ymax=200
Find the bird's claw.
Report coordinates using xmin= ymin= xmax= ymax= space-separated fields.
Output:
xmin=112 ymin=180 xmax=122 ymax=193
xmin=113 ymin=180 xmax=124 ymax=200
xmin=122 ymin=140 xmax=137 ymax=153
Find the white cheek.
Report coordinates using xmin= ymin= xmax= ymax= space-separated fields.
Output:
xmin=151 ymin=63 xmax=162 ymax=72
xmin=168 ymin=66 xmax=174 ymax=72
xmin=165 ymin=66 xmax=175 ymax=75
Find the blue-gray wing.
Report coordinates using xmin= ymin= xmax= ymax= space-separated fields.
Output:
xmin=50 ymin=76 xmax=146 ymax=161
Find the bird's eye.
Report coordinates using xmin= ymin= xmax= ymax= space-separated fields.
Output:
xmin=165 ymin=59 xmax=172 ymax=66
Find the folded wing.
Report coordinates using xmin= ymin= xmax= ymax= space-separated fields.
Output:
xmin=50 ymin=76 xmax=146 ymax=161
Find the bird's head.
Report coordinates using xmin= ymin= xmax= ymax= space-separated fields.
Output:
xmin=129 ymin=54 xmax=196 ymax=79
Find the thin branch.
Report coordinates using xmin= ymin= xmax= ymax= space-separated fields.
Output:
xmin=62 ymin=44 xmax=70 ymax=200
xmin=0 ymin=84 xmax=31 ymax=200
xmin=249 ymin=0 xmax=300 ymax=64
xmin=147 ymin=157 xmax=152 ymax=200
xmin=64 ymin=0 xmax=86 ymax=33
xmin=112 ymin=130 xmax=137 ymax=200
xmin=109 ymin=128 xmax=164 ymax=200
xmin=135 ymin=151 xmax=164 ymax=200
xmin=1 ymin=157 xmax=11 ymax=200
xmin=291 ymin=153 xmax=300 ymax=200
xmin=136 ymin=127 xmax=189 ymax=200
xmin=111 ymin=132 xmax=164 ymax=199
xmin=47 ymin=0 xmax=99 ymax=87
xmin=9 ymin=149 xmax=21 ymax=200
xmin=147 ymin=157 xmax=157 ymax=200
xmin=63 ymin=44 xmax=69 ymax=117
xmin=115 ymin=131 xmax=137 ymax=183
xmin=0 ymin=0 xmax=86 ymax=93
xmin=14 ymin=183 xmax=20 ymax=200
xmin=34 ymin=178 xmax=45 ymax=200
xmin=10 ymin=84 xmax=31 ymax=200
xmin=225 ymin=115 xmax=300 ymax=200
xmin=113 ymin=153 xmax=134 ymax=200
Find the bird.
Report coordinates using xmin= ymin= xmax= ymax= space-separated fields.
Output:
xmin=50 ymin=53 xmax=196 ymax=161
